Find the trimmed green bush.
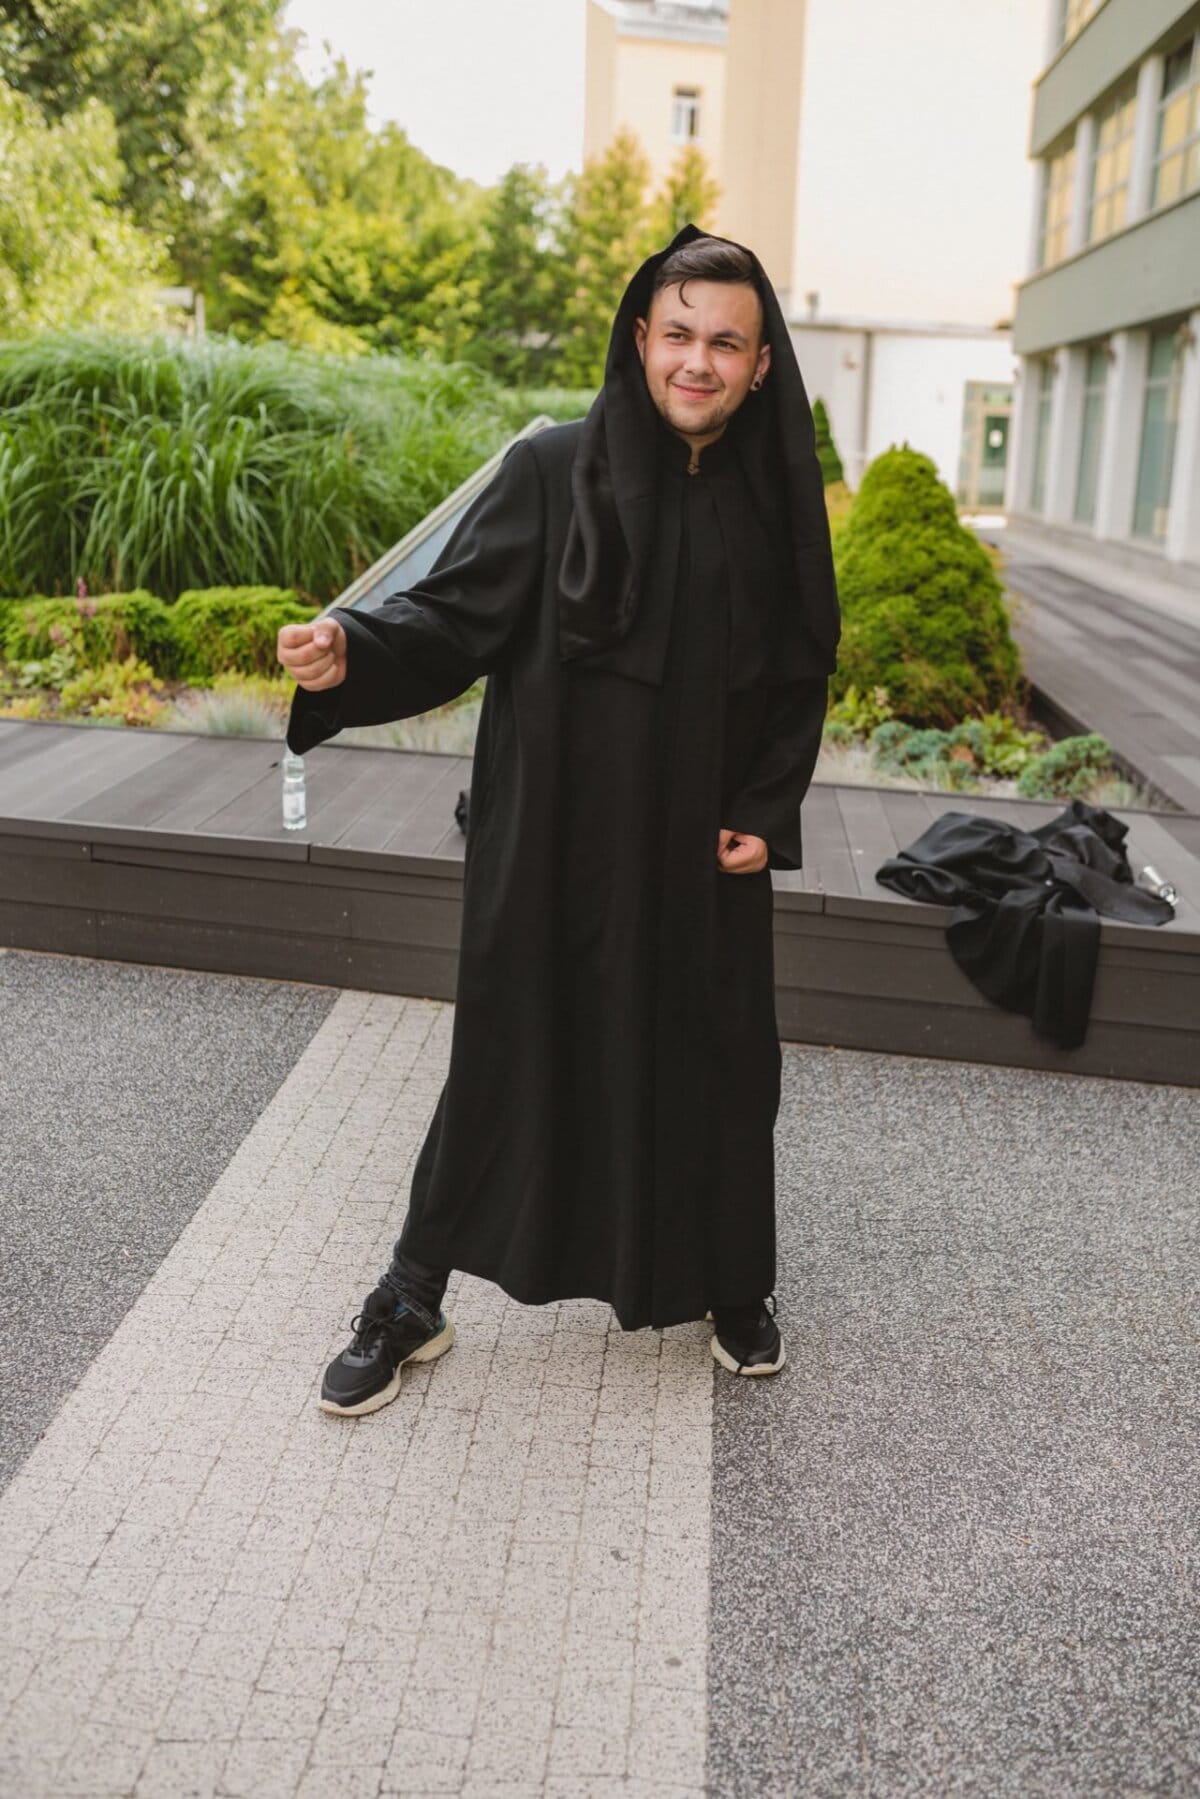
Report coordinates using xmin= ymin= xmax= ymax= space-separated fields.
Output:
xmin=0 ymin=590 xmax=177 ymax=671
xmin=833 ymin=445 xmax=1023 ymax=726
xmin=170 ymin=587 xmax=318 ymax=680
xmin=1016 ymin=733 xmax=1117 ymax=800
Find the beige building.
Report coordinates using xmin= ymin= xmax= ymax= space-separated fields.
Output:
xmin=583 ymin=0 xmax=805 ymax=295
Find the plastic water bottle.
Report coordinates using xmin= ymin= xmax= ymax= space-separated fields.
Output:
xmin=1140 ymin=864 xmax=1177 ymax=907
xmin=282 ymin=750 xmax=307 ymax=830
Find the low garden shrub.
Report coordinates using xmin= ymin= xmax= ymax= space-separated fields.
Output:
xmin=832 ymin=445 xmax=1023 ymax=726
xmin=0 ymin=590 xmax=176 ymax=671
xmin=1016 ymin=733 xmax=1118 ymax=800
xmin=0 ymin=585 xmax=316 ymax=682
xmin=57 ymin=654 xmax=168 ymax=726
xmin=170 ymin=587 xmax=318 ymax=680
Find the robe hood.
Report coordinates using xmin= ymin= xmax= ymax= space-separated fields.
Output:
xmin=557 ymin=221 xmax=841 ymax=683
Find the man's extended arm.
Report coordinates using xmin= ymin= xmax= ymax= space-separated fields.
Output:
xmin=284 ymin=436 xmax=545 ymax=756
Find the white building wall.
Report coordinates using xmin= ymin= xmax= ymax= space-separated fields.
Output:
xmin=791 ymin=325 xmax=1017 ymax=495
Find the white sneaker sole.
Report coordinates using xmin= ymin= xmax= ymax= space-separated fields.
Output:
xmin=318 ymin=1317 xmax=456 ymax=1416
xmin=709 ymin=1332 xmax=786 ymax=1376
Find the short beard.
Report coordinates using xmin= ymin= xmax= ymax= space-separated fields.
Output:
xmin=655 ymin=387 xmax=733 ymax=441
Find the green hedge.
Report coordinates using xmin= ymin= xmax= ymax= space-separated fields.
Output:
xmin=0 ymin=591 xmax=176 ymax=670
xmin=0 ymin=585 xmax=317 ymax=682
xmin=171 ymin=587 xmax=317 ymax=679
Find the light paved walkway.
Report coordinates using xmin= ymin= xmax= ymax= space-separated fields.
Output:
xmin=1 ymin=950 xmax=1197 ymax=1797
xmin=0 ymin=979 xmax=712 ymax=1798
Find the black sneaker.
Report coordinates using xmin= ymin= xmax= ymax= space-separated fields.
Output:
xmin=709 ymin=1294 xmax=785 ymax=1376
xmin=319 ymin=1284 xmax=455 ymax=1416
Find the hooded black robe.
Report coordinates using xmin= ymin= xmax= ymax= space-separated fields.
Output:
xmin=286 ymin=225 xmax=840 ymax=1328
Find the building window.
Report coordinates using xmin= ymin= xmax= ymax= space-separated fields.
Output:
xmin=1150 ymin=32 xmax=1200 ymax=210
xmin=1131 ymin=322 xmax=1186 ymax=542
xmin=1029 ymin=355 xmax=1056 ymax=514
xmin=1037 ymin=140 xmax=1076 ymax=268
xmin=671 ymin=87 xmax=701 ymax=143
xmin=1055 ymin=0 xmax=1099 ymax=50
xmin=1074 ymin=343 xmax=1109 ymax=526
xmin=1086 ymin=82 xmax=1137 ymax=242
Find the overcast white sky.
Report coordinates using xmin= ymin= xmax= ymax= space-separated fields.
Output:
xmin=284 ymin=0 xmax=588 ymax=184
xmin=282 ymin=0 xmax=1048 ymax=325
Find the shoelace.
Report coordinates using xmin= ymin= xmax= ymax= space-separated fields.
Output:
xmin=347 ymin=1308 xmax=398 ymax=1355
xmin=348 ymin=1294 xmax=438 ymax=1354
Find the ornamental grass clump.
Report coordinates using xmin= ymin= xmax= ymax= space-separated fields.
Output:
xmin=161 ymin=673 xmax=292 ymax=738
xmin=833 ymin=445 xmax=1023 ymax=726
xmin=0 ymin=332 xmax=522 ymax=601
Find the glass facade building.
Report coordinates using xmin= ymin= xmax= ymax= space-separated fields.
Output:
xmin=1010 ymin=1 xmax=1200 ymax=580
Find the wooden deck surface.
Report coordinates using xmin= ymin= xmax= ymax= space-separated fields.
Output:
xmin=1001 ymin=551 xmax=1200 ymax=813
xmin=2 ymin=720 xmax=1197 ymax=1085
xmin=3 ymin=718 xmax=1196 ymax=906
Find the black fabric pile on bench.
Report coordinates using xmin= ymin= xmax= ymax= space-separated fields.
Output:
xmin=875 ymin=798 xmax=1175 ymax=1048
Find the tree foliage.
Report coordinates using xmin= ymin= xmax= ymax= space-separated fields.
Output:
xmin=463 ymin=164 xmax=575 ymax=385
xmin=203 ymin=33 xmax=483 ymax=356
xmin=648 ymin=143 xmax=721 ymax=243
xmin=0 ymin=77 xmax=162 ymax=333
xmin=1 ymin=0 xmax=727 ymax=385
xmin=557 ymin=128 xmax=655 ymax=387
xmin=0 ymin=0 xmax=280 ymax=268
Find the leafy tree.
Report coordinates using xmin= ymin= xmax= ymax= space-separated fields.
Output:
xmin=464 ymin=163 xmax=575 ymax=385
xmin=557 ymin=127 xmax=654 ymax=387
xmin=0 ymin=78 xmax=162 ymax=333
xmin=0 ymin=0 xmax=281 ymax=272
xmin=206 ymin=34 xmax=483 ymax=355
xmin=648 ymin=143 xmax=720 ymax=243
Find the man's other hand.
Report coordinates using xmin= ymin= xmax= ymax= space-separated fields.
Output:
xmin=277 ymin=617 xmax=348 ymax=691
xmin=717 ymin=828 xmax=769 ymax=874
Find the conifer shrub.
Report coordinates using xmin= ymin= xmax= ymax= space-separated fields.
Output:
xmin=170 ymin=587 xmax=318 ymax=680
xmin=833 ymin=445 xmax=1022 ymax=726
xmin=812 ymin=397 xmax=844 ymax=486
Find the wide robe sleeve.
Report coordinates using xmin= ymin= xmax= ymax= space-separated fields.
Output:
xmin=722 ymin=674 xmax=829 ymax=871
xmin=285 ymin=436 xmax=545 ymax=755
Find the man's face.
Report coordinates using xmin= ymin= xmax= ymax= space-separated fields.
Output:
xmin=634 ymin=279 xmax=770 ymax=445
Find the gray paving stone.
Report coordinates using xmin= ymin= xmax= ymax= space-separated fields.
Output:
xmin=708 ymin=1042 xmax=1200 ymax=1799
xmin=0 ymin=951 xmax=337 ymax=1487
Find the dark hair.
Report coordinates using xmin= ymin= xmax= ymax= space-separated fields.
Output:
xmin=651 ymin=236 xmax=758 ymax=305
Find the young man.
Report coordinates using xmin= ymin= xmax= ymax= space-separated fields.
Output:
xmin=278 ymin=224 xmax=840 ymax=1414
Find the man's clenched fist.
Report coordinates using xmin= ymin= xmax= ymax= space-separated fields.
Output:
xmin=717 ymin=828 xmax=769 ymax=874
xmin=277 ymin=617 xmax=348 ymax=691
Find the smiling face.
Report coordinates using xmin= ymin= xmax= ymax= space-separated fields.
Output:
xmin=634 ymin=277 xmax=770 ymax=450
